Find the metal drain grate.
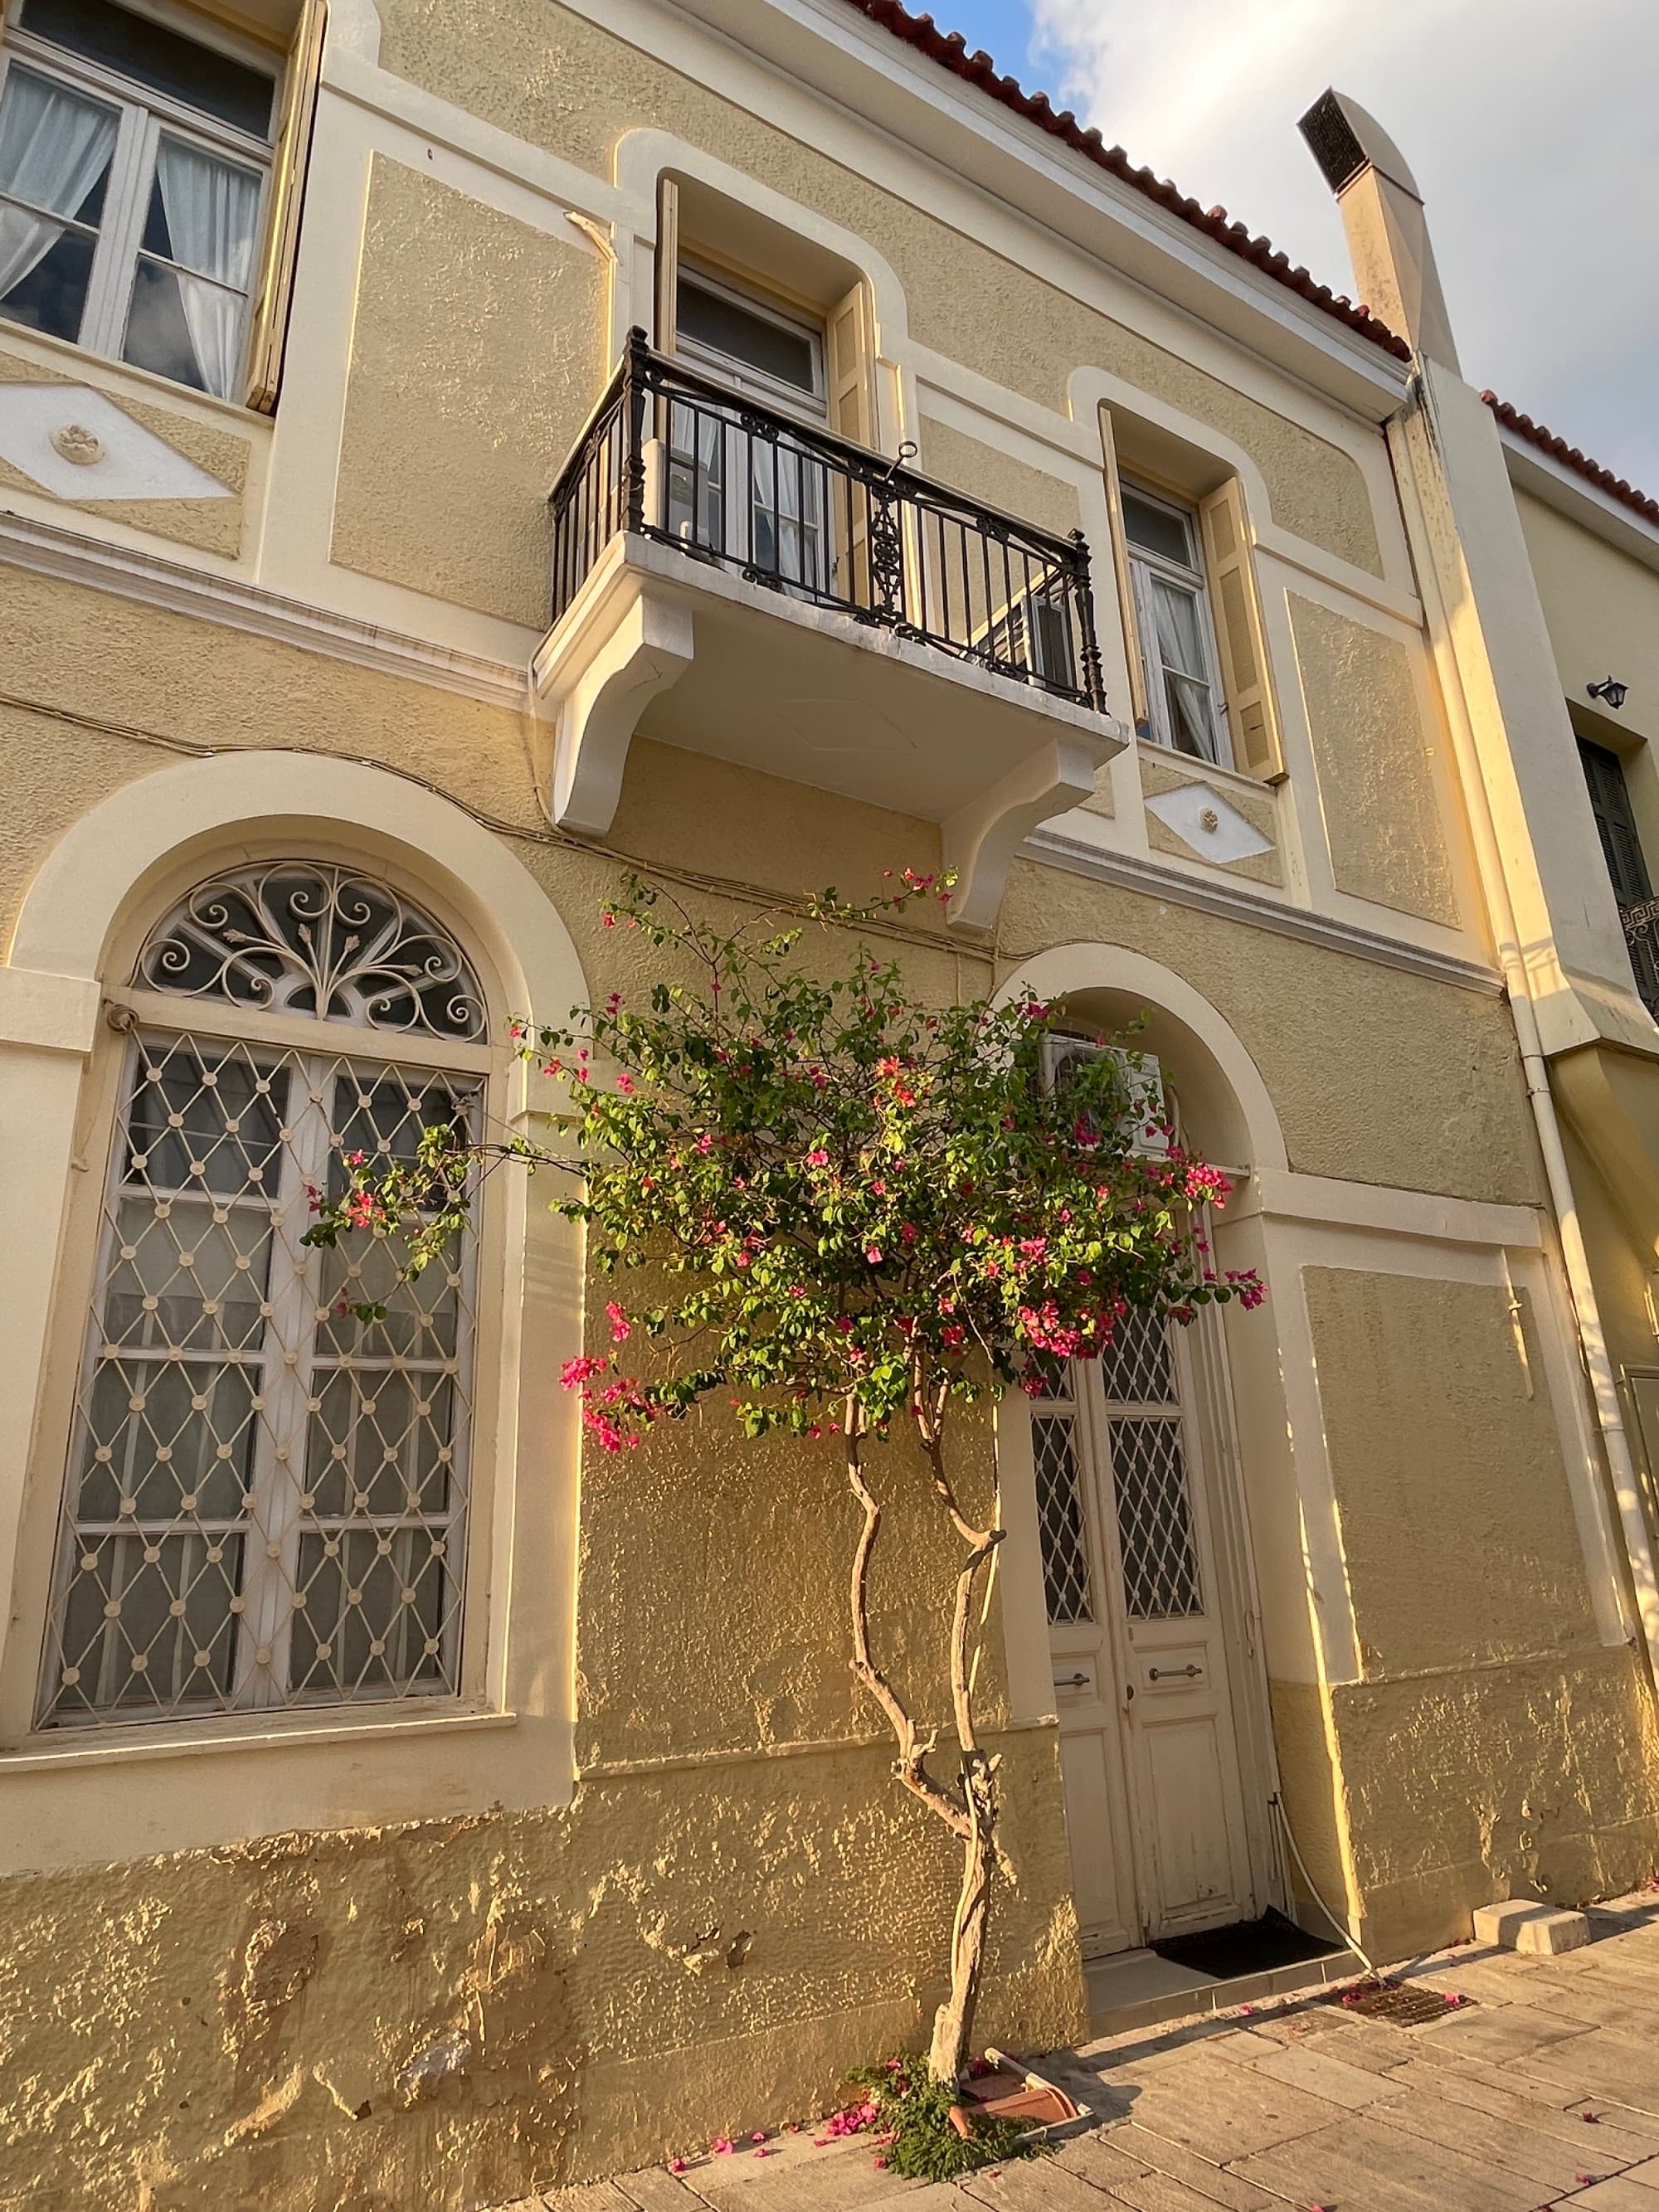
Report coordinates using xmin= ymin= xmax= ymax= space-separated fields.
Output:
xmin=1331 ymin=1981 xmax=1472 ymax=2027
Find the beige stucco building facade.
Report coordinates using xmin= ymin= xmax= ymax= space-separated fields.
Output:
xmin=0 ymin=2 xmax=1654 ymax=2205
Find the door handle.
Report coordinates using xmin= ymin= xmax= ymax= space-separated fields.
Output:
xmin=1148 ymin=1664 xmax=1203 ymax=1680
xmin=1053 ymin=1672 xmax=1089 ymax=1688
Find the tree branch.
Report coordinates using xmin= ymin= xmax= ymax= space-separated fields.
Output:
xmin=844 ymin=1398 xmax=971 ymax=1840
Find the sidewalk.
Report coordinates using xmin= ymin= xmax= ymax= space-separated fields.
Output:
xmin=518 ymin=1894 xmax=1659 ymax=2212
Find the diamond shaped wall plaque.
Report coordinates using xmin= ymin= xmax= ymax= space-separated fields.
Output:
xmin=1145 ymin=780 xmax=1273 ymax=863
xmin=0 ymin=383 xmax=231 ymax=502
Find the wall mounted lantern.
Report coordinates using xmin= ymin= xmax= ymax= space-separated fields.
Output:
xmin=1588 ymin=676 xmax=1630 ymax=710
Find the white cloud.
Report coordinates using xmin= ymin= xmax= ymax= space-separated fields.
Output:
xmin=1028 ymin=0 xmax=1659 ymax=493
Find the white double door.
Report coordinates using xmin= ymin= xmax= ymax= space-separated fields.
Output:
xmin=1034 ymin=1310 xmax=1258 ymax=1957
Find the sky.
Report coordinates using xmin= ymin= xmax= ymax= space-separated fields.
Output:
xmin=917 ymin=0 xmax=1658 ymax=496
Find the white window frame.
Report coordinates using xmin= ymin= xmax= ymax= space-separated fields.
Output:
xmin=0 ymin=0 xmax=277 ymax=396
xmin=674 ymin=256 xmax=829 ymax=421
xmin=1121 ymin=480 xmax=1231 ymax=771
xmin=667 ymin=263 xmax=833 ymax=596
xmin=36 ymin=863 xmax=493 ymax=1731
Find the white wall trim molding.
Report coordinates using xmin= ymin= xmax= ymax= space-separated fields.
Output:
xmin=1234 ymin=1167 xmax=1545 ymax=1252
xmin=0 ymin=969 xmax=101 ymax=1055
xmin=1024 ymin=826 xmax=1502 ymax=996
xmin=0 ymin=511 xmax=529 ymax=710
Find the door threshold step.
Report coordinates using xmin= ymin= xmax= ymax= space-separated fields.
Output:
xmin=1085 ymin=1942 xmax=1363 ymax=2037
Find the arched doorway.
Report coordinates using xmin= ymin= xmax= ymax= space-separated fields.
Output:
xmin=998 ymin=948 xmax=1286 ymax=1970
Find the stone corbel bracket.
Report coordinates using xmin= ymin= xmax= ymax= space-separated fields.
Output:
xmin=531 ymin=553 xmax=693 ymax=836
xmin=943 ymin=735 xmax=1107 ymax=931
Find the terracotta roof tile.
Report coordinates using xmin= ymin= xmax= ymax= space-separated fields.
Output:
xmin=838 ymin=0 xmax=1411 ymax=361
xmin=1482 ymin=393 xmax=1659 ymax=529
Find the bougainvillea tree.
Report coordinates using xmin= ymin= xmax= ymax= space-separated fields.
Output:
xmin=309 ymin=869 xmax=1262 ymax=2085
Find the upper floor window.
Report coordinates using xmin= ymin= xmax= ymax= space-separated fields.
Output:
xmin=38 ymin=861 xmax=487 ymax=1728
xmin=1121 ymin=482 xmax=1228 ymax=768
xmin=0 ymin=0 xmax=276 ymax=398
xmin=675 ymin=260 xmax=826 ymax=419
xmin=1579 ymin=735 xmax=1659 ymax=1019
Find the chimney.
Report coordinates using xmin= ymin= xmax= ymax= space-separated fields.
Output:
xmin=1298 ymin=89 xmax=1460 ymax=372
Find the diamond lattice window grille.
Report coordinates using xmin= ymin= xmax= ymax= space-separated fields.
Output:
xmin=1098 ymin=1308 xmax=1176 ymax=1406
xmin=135 ymin=863 xmax=486 ymax=1043
xmin=1033 ymin=1410 xmax=1093 ymax=1625
xmin=1108 ymin=1416 xmax=1203 ymax=1620
xmin=39 ymin=1026 xmax=482 ymax=1726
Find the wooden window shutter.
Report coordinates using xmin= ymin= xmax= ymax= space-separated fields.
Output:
xmin=1097 ymin=408 xmax=1149 ymax=732
xmin=242 ymin=0 xmax=326 ymax=415
xmin=1198 ymin=476 xmax=1287 ymax=783
xmin=1579 ymin=737 xmax=1653 ymax=905
xmin=827 ymin=280 xmax=877 ymax=448
xmin=654 ymin=175 xmax=679 ymax=352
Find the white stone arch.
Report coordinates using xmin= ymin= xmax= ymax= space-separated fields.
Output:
xmin=0 ymin=752 xmax=588 ymax=1802
xmin=993 ymin=941 xmax=1289 ymax=1177
xmin=8 ymin=751 xmax=589 ymax=1033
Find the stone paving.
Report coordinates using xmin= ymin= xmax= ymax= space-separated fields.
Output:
xmin=513 ymin=1894 xmax=1659 ymax=2212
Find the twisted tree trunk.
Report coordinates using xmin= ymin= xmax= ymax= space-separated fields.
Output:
xmin=844 ymin=1394 xmax=1005 ymax=2086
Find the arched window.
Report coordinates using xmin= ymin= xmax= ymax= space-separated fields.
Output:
xmin=38 ymin=862 xmax=490 ymax=1727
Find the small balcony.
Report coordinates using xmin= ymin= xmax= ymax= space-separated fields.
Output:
xmin=530 ymin=331 xmax=1125 ymax=927
xmin=1623 ymin=902 xmax=1659 ymax=1024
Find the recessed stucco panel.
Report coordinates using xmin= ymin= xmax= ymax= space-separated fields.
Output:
xmin=1000 ymin=859 xmax=1542 ymax=1206
xmin=372 ymin=0 xmax=1384 ymax=576
xmin=1290 ymin=593 xmax=1459 ymax=927
xmin=331 ymin=158 xmax=606 ymax=625
xmin=0 ymin=345 xmax=250 ymax=557
xmin=1303 ymin=1268 xmax=1595 ymax=1675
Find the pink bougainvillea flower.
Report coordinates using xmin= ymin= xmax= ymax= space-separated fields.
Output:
xmin=806 ymin=1148 xmax=829 ymax=1168
xmin=753 ymin=2147 xmax=774 ymax=2159
xmin=751 ymin=2132 xmax=767 ymax=2144
xmin=667 ymin=2159 xmax=688 ymax=2174
xmin=711 ymin=2137 xmax=733 ymax=2156
xmin=601 ymin=910 xmax=615 ymax=928
xmin=616 ymin=1072 xmax=635 ymax=1094
xmin=606 ymin=1301 xmax=631 ymax=1343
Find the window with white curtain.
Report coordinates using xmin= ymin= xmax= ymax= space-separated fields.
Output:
xmin=38 ymin=862 xmax=489 ymax=1728
xmin=1121 ymin=481 xmax=1230 ymax=769
xmin=0 ymin=0 xmax=275 ymax=398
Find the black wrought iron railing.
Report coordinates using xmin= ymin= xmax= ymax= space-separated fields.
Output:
xmin=1622 ymin=901 xmax=1659 ymax=1023
xmin=548 ymin=328 xmax=1107 ymax=711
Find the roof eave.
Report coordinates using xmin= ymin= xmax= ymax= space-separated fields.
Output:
xmin=662 ymin=0 xmax=1412 ymax=423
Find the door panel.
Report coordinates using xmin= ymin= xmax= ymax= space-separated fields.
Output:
xmin=1040 ymin=1309 xmax=1258 ymax=1953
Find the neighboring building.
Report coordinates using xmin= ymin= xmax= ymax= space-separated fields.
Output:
xmin=1303 ymin=84 xmax=1659 ymax=1775
xmin=0 ymin=1 xmax=1653 ymax=2204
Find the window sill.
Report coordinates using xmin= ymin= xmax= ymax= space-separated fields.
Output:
xmin=0 ymin=316 xmax=270 ymax=431
xmin=0 ymin=1701 xmax=517 ymax=1772
xmin=1134 ymin=735 xmax=1286 ymax=799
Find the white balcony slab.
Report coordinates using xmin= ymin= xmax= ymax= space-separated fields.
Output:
xmin=531 ymin=532 xmax=1126 ymax=929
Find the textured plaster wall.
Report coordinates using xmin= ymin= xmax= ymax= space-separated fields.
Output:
xmin=330 ymin=158 xmax=607 ymax=626
xmin=0 ymin=346 xmax=250 ymax=557
xmin=1000 ymin=859 xmax=1542 ymax=1205
xmin=916 ymin=416 xmax=1082 ymax=544
xmin=368 ymin=0 xmax=1384 ymax=579
xmin=1301 ymin=1266 xmax=1659 ymax=1951
xmin=1289 ymin=595 xmax=1459 ymax=928
xmin=1517 ymin=490 xmax=1659 ymax=755
xmin=0 ymin=1736 xmax=1080 ymax=2210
